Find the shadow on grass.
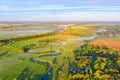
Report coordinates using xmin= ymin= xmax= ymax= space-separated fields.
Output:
xmin=0 ymin=51 xmax=8 ymax=57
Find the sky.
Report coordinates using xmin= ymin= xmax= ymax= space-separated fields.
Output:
xmin=0 ymin=0 xmax=120 ymax=22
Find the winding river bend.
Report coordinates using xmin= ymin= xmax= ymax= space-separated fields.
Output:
xmin=31 ymin=52 xmax=61 ymax=80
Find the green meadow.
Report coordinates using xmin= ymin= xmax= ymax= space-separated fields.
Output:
xmin=0 ymin=24 xmax=120 ymax=80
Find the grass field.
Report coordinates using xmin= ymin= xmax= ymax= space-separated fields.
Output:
xmin=0 ymin=23 xmax=120 ymax=80
xmin=59 ymin=25 xmax=97 ymax=37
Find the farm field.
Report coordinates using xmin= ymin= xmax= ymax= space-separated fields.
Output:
xmin=0 ymin=23 xmax=120 ymax=80
xmin=91 ymin=39 xmax=120 ymax=51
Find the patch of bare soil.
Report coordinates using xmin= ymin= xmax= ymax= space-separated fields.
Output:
xmin=91 ymin=40 xmax=120 ymax=51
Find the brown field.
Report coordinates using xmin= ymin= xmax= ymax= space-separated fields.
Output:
xmin=70 ymin=26 xmax=90 ymax=29
xmin=91 ymin=40 xmax=120 ymax=51
xmin=0 ymin=24 xmax=13 ymax=26
xmin=55 ymin=34 xmax=78 ymax=39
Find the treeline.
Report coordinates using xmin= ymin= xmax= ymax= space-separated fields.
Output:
xmin=0 ymin=32 xmax=57 ymax=44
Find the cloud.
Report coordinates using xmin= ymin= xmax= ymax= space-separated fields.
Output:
xmin=0 ymin=5 xmax=120 ymax=12
xmin=0 ymin=0 xmax=120 ymax=21
xmin=1 ymin=12 xmax=120 ymax=21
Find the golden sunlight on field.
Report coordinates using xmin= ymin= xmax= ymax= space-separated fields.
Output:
xmin=70 ymin=26 xmax=90 ymax=29
xmin=55 ymin=34 xmax=78 ymax=39
xmin=0 ymin=24 xmax=11 ymax=27
xmin=91 ymin=40 xmax=120 ymax=51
